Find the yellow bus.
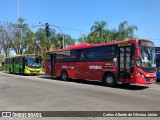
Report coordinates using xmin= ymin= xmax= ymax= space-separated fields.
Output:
xmin=4 ymin=54 xmax=43 ymax=75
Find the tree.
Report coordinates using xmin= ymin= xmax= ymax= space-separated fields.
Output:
xmin=0 ymin=22 xmax=13 ymax=57
xmin=82 ymin=20 xmax=138 ymax=44
xmin=11 ymin=18 xmax=32 ymax=54
xmin=78 ymin=34 xmax=87 ymax=43
xmin=23 ymin=29 xmax=34 ymax=54
xmin=103 ymin=30 xmax=115 ymax=42
xmin=86 ymin=32 xmax=101 ymax=44
xmin=91 ymin=21 xmax=107 ymax=40
xmin=34 ymin=28 xmax=48 ymax=56
xmin=65 ymin=34 xmax=75 ymax=47
xmin=55 ymin=33 xmax=63 ymax=49
xmin=34 ymin=28 xmax=57 ymax=57
xmin=116 ymin=21 xmax=138 ymax=40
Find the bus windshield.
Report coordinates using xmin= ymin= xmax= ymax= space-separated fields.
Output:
xmin=26 ymin=57 xmax=42 ymax=68
xmin=137 ymin=40 xmax=156 ymax=72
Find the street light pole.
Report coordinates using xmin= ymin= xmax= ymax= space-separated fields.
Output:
xmin=18 ymin=0 xmax=20 ymax=23
xmin=18 ymin=0 xmax=20 ymax=19
xmin=49 ymin=25 xmax=65 ymax=49
xmin=17 ymin=0 xmax=20 ymax=31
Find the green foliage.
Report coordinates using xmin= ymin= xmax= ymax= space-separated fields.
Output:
xmin=116 ymin=21 xmax=138 ymax=40
xmin=65 ymin=34 xmax=75 ymax=47
xmin=80 ymin=20 xmax=138 ymax=44
xmin=0 ymin=22 xmax=13 ymax=57
xmin=10 ymin=18 xmax=33 ymax=54
xmin=34 ymin=28 xmax=49 ymax=56
xmin=0 ymin=19 xmax=138 ymax=57
xmin=78 ymin=34 xmax=87 ymax=43
xmin=91 ymin=21 xmax=107 ymax=40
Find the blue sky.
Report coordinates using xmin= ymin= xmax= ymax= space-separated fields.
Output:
xmin=0 ymin=0 xmax=160 ymax=46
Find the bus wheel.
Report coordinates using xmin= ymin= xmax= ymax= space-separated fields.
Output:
xmin=103 ymin=73 xmax=116 ymax=87
xmin=61 ymin=71 xmax=68 ymax=81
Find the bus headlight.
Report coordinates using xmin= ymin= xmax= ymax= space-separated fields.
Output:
xmin=137 ymin=72 xmax=145 ymax=78
xmin=141 ymin=74 xmax=145 ymax=78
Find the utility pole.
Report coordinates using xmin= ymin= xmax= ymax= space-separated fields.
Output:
xmin=18 ymin=0 xmax=20 ymax=30
xmin=18 ymin=0 xmax=23 ymax=54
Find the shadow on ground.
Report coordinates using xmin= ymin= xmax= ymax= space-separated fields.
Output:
xmin=39 ymin=75 xmax=149 ymax=91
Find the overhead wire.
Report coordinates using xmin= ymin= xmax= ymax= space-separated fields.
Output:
xmin=0 ymin=16 xmax=160 ymax=40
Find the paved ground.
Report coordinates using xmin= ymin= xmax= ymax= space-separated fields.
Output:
xmin=0 ymin=71 xmax=160 ymax=120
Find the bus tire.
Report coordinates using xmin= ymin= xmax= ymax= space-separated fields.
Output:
xmin=61 ymin=71 xmax=68 ymax=81
xmin=103 ymin=73 xmax=116 ymax=87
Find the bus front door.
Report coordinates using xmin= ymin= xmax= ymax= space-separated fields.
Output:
xmin=50 ymin=53 xmax=56 ymax=76
xmin=118 ymin=46 xmax=132 ymax=83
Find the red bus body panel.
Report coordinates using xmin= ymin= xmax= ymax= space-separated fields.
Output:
xmin=45 ymin=39 xmax=156 ymax=85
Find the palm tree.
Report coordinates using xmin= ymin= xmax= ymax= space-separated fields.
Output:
xmin=86 ymin=32 xmax=100 ymax=44
xmin=103 ymin=30 xmax=115 ymax=42
xmin=91 ymin=21 xmax=107 ymax=39
xmin=65 ymin=34 xmax=75 ymax=47
xmin=78 ymin=34 xmax=87 ymax=43
xmin=116 ymin=21 xmax=138 ymax=40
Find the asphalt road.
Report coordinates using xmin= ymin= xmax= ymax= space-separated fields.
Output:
xmin=0 ymin=71 xmax=160 ymax=120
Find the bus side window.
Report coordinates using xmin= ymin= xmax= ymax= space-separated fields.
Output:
xmin=86 ymin=48 xmax=93 ymax=61
xmin=80 ymin=53 xmax=84 ymax=61
xmin=77 ymin=49 xmax=83 ymax=61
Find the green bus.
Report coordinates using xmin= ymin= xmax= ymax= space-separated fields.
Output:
xmin=4 ymin=54 xmax=43 ymax=75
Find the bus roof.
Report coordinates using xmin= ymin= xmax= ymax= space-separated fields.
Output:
xmin=46 ymin=38 xmax=152 ymax=53
xmin=5 ymin=54 xmax=41 ymax=58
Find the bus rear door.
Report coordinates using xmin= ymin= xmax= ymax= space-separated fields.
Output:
xmin=50 ymin=53 xmax=56 ymax=76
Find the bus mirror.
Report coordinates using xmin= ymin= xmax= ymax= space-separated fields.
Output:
xmin=137 ymin=49 xmax=141 ymax=59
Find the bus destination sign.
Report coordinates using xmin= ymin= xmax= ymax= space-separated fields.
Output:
xmin=139 ymin=40 xmax=154 ymax=47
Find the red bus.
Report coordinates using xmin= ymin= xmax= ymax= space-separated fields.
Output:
xmin=45 ymin=39 xmax=156 ymax=87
